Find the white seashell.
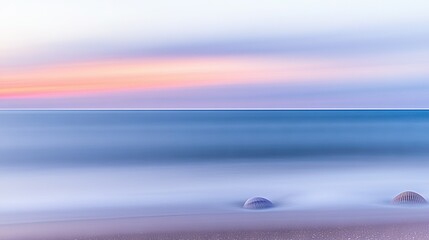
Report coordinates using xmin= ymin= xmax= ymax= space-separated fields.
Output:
xmin=243 ymin=197 xmax=273 ymax=209
xmin=392 ymin=191 xmax=427 ymax=204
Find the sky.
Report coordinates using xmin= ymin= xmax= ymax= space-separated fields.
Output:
xmin=1 ymin=0 xmax=429 ymax=108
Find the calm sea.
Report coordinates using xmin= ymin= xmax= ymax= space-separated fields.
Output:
xmin=1 ymin=110 xmax=429 ymax=223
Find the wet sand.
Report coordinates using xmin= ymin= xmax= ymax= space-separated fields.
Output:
xmin=2 ymin=208 xmax=429 ymax=240
xmin=109 ymin=223 xmax=429 ymax=240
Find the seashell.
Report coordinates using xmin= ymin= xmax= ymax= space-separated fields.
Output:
xmin=243 ymin=197 xmax=273 ymax=209
xmin=392 ymin=191 xmax=427 ymax=205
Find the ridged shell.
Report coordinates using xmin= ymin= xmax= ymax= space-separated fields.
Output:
xmin=392 ymin=191 xmax=427 ymax=204
xmin=243 ymin=197 xmax=273 ymax=209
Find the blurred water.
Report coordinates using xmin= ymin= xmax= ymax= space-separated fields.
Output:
xmin=1 ymin=110 xmax=429 ymax=223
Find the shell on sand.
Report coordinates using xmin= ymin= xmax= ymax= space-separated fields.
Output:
xmin=392 ymin=191 xmax=427 ymax=204
xmin=243 ymin=197 xmax=273 ymax=209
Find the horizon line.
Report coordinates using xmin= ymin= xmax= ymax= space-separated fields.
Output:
xmin=1 ymin=108 xmax=429 ymax=111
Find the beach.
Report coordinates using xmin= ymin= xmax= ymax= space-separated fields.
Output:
xmin=2 ymin=110 xmax=429 ymax=239
xmin=3 ymin=207 xmax=429 ymax=239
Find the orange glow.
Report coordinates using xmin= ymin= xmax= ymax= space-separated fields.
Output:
xmin=1 ymin=56 xmax=428 ymax=98
xmin=1 ymin=57 xmax=285 ymax=98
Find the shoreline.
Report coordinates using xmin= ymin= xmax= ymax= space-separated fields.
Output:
xmin=2 ymin=208 xmax=429 ymax=240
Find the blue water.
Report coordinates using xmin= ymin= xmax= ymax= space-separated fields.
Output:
xmin=1 ymin=110 xmax=429 ymax=223
xmin=1 ymin=110 xmax=429 ymax=168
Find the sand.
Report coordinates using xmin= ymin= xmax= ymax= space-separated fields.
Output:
xmin=2 ymin=207 xmax=429 ymax=240
xmin=95 ymin=223 xmax=429 ymax=240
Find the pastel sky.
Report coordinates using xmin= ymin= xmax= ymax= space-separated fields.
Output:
xmin=1 ymin=0 xmax=429 ymax=108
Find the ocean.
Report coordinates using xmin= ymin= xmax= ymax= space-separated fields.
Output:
xmin=1 ymin=110 xmax=429 ymax=225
